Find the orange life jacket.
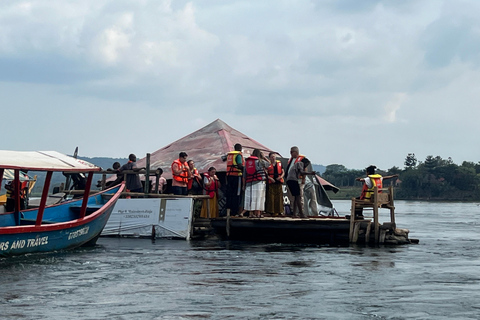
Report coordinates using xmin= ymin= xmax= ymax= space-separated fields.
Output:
xmin=226 ymin=151 xmax=244 ymax=176
xmin=360 ymin=174 xmax=383 ymax=200
xmin=267 ymin=160 xmax=284 ymax=184
xmin=245 ymin=156 xmax=265 ymax=183
xmin=203 ymin=172 xmax=219 ymax=198
xmin=171 ymin=159 xmax=189 ymax=183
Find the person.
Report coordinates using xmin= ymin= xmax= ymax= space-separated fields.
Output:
xmin=353 ymin=165 xmax=398 ymax=219
xmin=285 ymin=146 xmax=315 ymax=218
xmin=356 ymin=165 xmax=399 ymax=201
xmin=225 ymin=143 xmax=245 ymax=216
xmin=120 ymin=154 xmax=144 ymax=193
xmin=200 ymin=167 xmax=220 ymax=218
xmin=171 ymin=152 xmax=191 ymax=195
xmin=187 ymin=160 xmax=203 ymax=195
xmin=242 ymin=149 xmax=270 ymax=218
xmin=265 ymin=152 xmax=285 ymax=216
xmin=5 ymin=174 xmax=29 ymax=212
xmin=150 ymin=168 xmax=167 ymax=194
xmin=105 ymin=162 xmax=123 ymax=188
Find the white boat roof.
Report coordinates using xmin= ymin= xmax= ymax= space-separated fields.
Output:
xmin=0 ymin=150 xmax=100 ymax=172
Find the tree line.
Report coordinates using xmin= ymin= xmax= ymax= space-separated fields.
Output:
xmin=321 ymin=153 xmax=480 ymax=201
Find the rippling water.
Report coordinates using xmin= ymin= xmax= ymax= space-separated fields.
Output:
xmin=1 ymin=201 xmax=479 ymax=319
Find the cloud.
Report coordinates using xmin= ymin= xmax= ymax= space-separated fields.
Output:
xmin=1 ymin=0 xmax=480 ymax=169
xmin=384 ymin=93 xmax=407 ymax=123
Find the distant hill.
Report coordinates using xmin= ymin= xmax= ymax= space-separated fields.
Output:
xmin=312 ymin=164 xmax=326 ymax=175
xmin=27 ymin=156 xmax=127 ymax=195
xmin=77 ymin=156 xmax=128 ymax=170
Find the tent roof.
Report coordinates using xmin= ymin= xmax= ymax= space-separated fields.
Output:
xmin=137 ymin=119 xmax=279 ymax=179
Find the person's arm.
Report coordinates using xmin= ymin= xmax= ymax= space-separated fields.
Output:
xmin=204 ymin=176 xmax=213 ymax=188
xmin=236 ymin=154 xmax=244 ymax=171
xmin=268 ymin=171 xmax=276 ymax=183
xmin=172 ymin=163 xmax=183 ymax=176
xmin=214 ymin=174 xmax=220 ymax=189
xmin=278 ymin=166 xmax=285 ymax=182
xmin=383 ymin=174 xmax=399 ymax=180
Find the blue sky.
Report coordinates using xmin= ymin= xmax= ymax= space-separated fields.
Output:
xmin=2 ymin=0 xmax=480 ymax=170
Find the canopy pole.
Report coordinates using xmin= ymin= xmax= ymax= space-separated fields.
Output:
xmin=36 ymin=171 xmax=53 ymax=226
xmin=79 ymin=172 xmax=94 ymax=219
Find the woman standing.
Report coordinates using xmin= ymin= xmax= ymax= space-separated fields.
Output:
xmin=265 ymin=152 xmax=285 ymax=216
xmin=243 ymin=149 xmax=270 ymax=218
xmin=200 ymin=167 xmax=220 ymax=218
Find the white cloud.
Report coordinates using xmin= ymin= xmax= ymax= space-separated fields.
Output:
xmin=1 ymin=0 xmax=480 ymax=169
xmin=384 ymin=93 xmax=407 ymax=123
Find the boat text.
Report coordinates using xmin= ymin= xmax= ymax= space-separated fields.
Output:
xmin=68 ymin=226 xmax=90 ymax=240
xmin=0 ymin=236 xmax=49 ymax=251
xmin=119 ymin=209 xmax=153 ymax=219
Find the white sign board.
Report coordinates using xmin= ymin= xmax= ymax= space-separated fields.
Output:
xmin=102 ymin=198 xmax=193 ymax=240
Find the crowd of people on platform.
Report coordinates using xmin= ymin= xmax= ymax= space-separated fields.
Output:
xmin=109 ymin=144 xmax=392 ymax=220
xmin=108 ymin=144 xmax=317 ymax=219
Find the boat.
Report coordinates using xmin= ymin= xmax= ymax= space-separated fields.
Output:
xmin=0 ymin=150 xmax=125 ymax=257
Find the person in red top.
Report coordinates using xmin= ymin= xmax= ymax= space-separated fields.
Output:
xmin=171 ymin=152 xmax=191 ymax=195
xmin=200 ymin=167 xmax=221 ymax=218
xmin=265 ymin=152 xmax=285 ymax=216
xmin=242 ymin=149 xmax=270 ymax=218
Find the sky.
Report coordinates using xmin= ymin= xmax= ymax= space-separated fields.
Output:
xmin=2 ymin=0 xmax=480 ymax=170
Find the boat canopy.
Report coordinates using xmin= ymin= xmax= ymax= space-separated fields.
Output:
xmin=0 ymin=150 xmax=100 ymax=172
xmin=2 ymin=169 xmax=31 ymax=181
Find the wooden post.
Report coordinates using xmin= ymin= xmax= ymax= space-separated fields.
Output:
xmin=374 ymin=187 xmax=379 ymax=244
xmin=365 ymin=221 xmax=372 ymax=243
xmin=226 ymin=208 xmax=231 ymax=238
xmin=349 ymin=198 xmax=356 ymax=242
xmin=206 ymin=197 xmax=211 ymax=219
xmin=151 ymin=225 xmax=156 ymax=240
xmin=352 ymin=222 xmax=361 ymax=243
xmin=145 ymin=153 xmax=151 ymax=194
xmin=101 ymin=173 xmax=106 ymax=190
xmin=389 ymin=186 xmax=395 ymax=226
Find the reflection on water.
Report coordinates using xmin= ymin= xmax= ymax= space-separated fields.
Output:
xmin=1 ymin=201 xmax=480 ymax=319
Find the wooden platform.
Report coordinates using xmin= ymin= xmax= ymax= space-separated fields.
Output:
xmin=209 ymin=216 xmax=354 ymax=244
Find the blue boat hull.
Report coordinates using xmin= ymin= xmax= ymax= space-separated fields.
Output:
xmin=0 ymin=184 xmax=124 ymax=257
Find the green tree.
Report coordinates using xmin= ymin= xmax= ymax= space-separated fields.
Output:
xmin=424 ymin=155 xmax=437 ymax=172
xmin=404 ymin=153 xmax=417 ymax=169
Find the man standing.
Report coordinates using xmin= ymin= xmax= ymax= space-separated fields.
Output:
xmin=120 ymin=154 xmax=143 ymax=193
xmin=285 ymin=146 xmax=313 ymax=218
xmin=225 ymin=143 xmax=244 ymax=216
xmin=171 ymin=152 xmax=191 ymax=195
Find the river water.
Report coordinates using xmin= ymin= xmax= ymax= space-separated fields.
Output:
xmin=1 ymin=201 xmax=479 ymax=320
